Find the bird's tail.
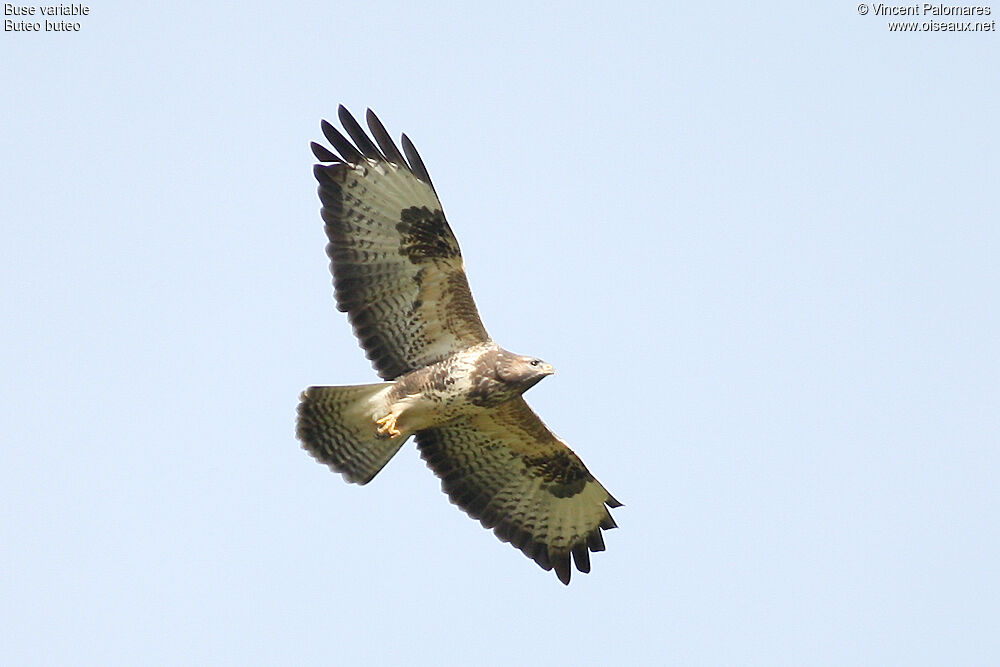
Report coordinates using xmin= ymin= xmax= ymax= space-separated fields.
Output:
xmin=296 ymin=383 xmax=404 ymax=484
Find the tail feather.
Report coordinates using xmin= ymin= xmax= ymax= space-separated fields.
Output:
xmin=297 ymin=383 xmax=402 ymax=484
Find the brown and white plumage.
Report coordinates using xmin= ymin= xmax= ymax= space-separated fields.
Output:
xmin=417 ymin=398 xmax=620 ymax=584
xmin=298 ymin=106 xmax=621 ymax=584
xmin=314 ymin=107 xmax=488 ymax=380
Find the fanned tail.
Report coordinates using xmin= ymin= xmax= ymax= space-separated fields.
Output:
xmin=296 ymin=383 xmax=402 ymax=484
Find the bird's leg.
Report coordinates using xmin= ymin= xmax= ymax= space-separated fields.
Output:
xmin=375 ymin=412 xmax=402 ymax=439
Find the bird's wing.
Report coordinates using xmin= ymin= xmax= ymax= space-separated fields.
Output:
xmin=415 ymin=397 xmax=621 ymax=585
xmin=312 ymin=106 xmax=490 ymax=380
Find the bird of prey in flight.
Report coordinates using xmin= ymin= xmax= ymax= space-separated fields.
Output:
xmin=297 ymin=107 xmax=621 ymax=584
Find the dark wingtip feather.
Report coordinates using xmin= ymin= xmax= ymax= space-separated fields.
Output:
xmin=533 ymin=543 xmax=553 ymax=571
xmin=321 ymin=119 xmax=364 ymax=165
xmin=366 ymin=109 xmax=407 ymax=166
xmin=337 ymin=105 xmax=383 ymax=160
xmin=606 ymin=493 xmax=624 ymax=509
xmin=401 ymin=133 xmax=434 ymax=189
xmin=552 ymin=550 xmax=572 ymax=585
xmin=571 ymin=542 xmax=591 ymax=574
xmin=320 ymin=119 xmax=338 ymax=146
xmin=313 ymin=163 xmax=336 ymax=185
xmin=311 ymin=141 xmax=340 ymax=163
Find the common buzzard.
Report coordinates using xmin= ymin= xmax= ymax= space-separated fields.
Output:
xmin=297 ymin=107 xmax=621 ymax=584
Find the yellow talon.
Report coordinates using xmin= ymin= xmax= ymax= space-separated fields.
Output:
xmin=375 ymin=414 xmax=401 ymax=438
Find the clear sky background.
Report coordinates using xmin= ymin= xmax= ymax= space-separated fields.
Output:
xmin=2 ymin=2 xmax=997 ymax=665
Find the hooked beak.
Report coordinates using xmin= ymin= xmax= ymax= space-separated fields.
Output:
xmin=541 ymin=363 xmax=555 ymax=375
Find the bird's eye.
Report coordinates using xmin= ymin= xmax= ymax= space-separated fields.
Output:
xmin=530 ymin=359 xmax=540 ymax=367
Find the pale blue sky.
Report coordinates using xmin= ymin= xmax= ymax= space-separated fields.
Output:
xmin=2 ymin=2 xmax=997 ymax=665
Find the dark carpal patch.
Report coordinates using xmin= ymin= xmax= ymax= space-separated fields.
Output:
xmin=523 ymin=450 xmax=591 ymax=498
xmin=396 ymin=207 xmax=460 ymax=262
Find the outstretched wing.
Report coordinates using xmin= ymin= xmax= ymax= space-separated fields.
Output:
xmin=313 ymin=106 xmax=490 ymax=380
xmin=415 ymin=398 xmax=621 ymax=585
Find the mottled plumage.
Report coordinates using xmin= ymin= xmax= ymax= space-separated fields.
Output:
xmin=297 ymin=107 xmax=621 ymax=584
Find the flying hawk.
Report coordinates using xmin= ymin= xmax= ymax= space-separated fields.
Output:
xmin=296 ymin=107 xmax=621 ymax=585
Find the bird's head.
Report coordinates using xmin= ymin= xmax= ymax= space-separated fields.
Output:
xmin=497 ymin=352 xmax=555 ymax=392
